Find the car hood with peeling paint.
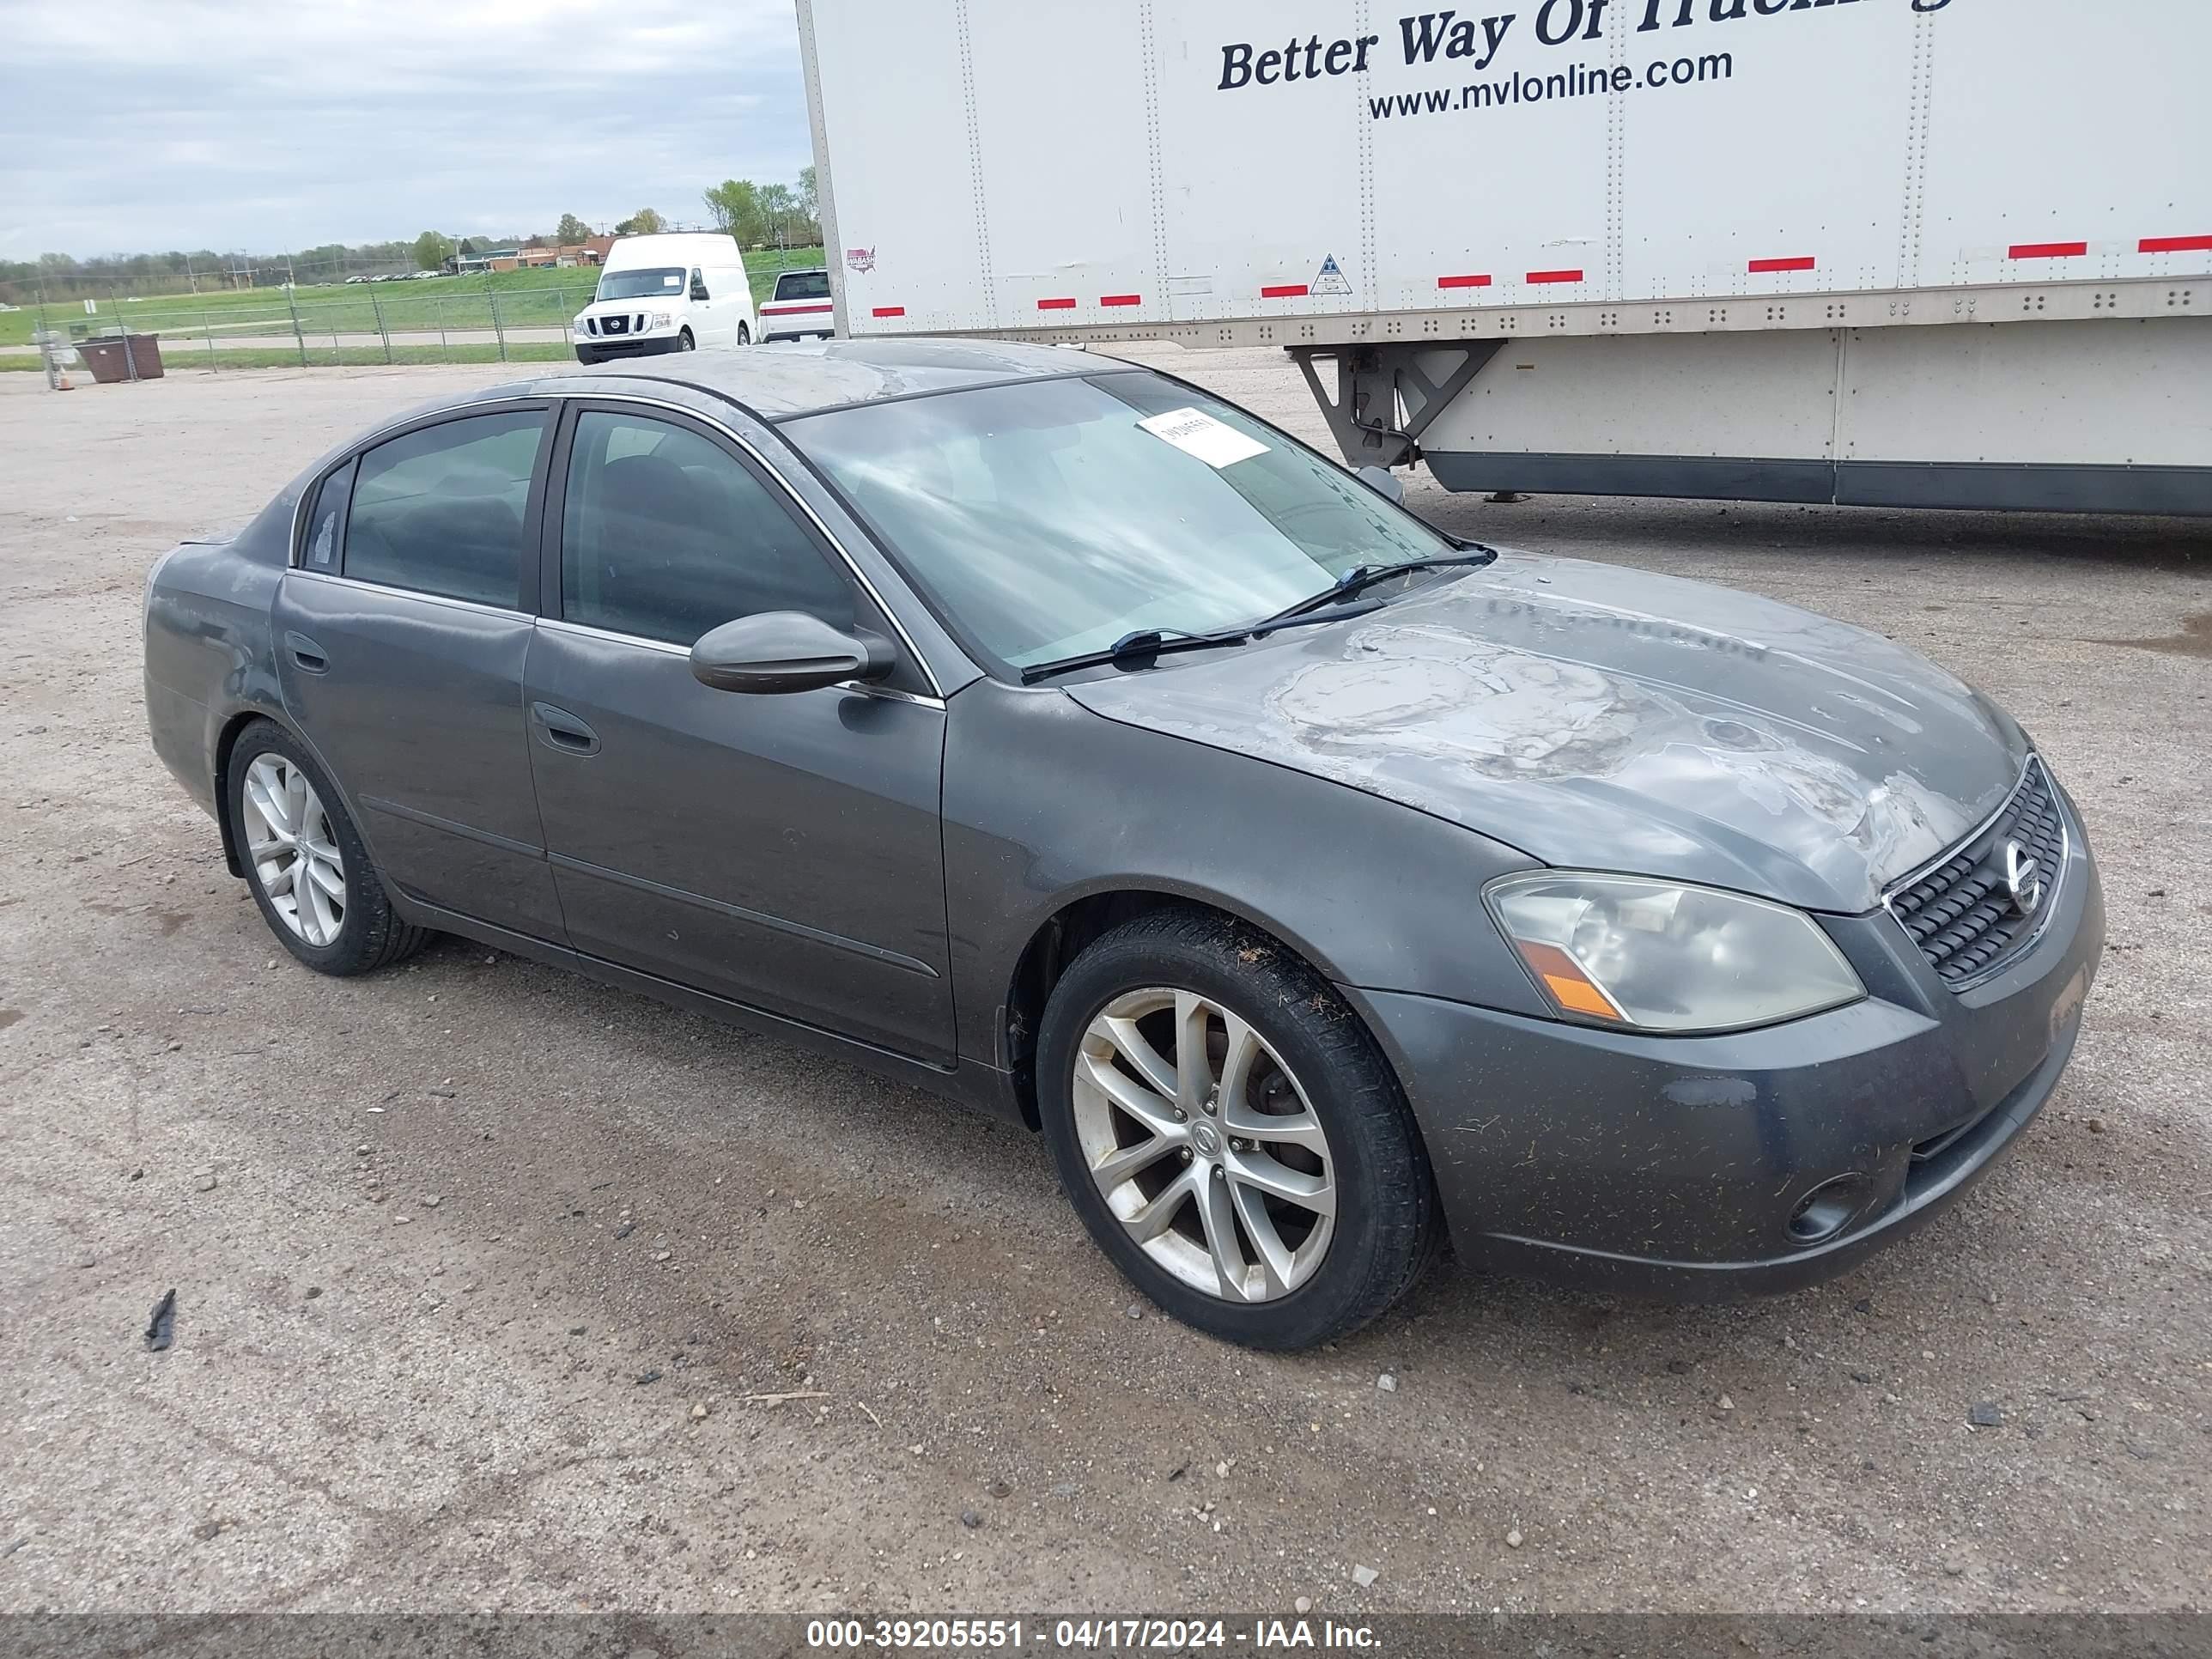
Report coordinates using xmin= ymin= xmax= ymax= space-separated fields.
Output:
xmin=1063 ymin=552 xmax=2028 ymax=914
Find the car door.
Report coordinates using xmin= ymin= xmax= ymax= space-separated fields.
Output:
xmin=522 ymin=400 xmax=956 ymax=1062
xmin=685 ymin=265 xmax=723 ymax=347
xmin=273 ymin=403 xmax=566 ymax=940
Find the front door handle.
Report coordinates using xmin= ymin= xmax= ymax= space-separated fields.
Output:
xmin=530 ymin=701 xmax=599 ymax=756
xmin=284 ymin=631 xmax=328 ymax=674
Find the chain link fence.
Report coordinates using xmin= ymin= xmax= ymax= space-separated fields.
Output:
xmin=1 ymin=249 xmax=826 ymax=374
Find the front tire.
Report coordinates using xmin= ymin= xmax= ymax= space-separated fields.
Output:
xmin=677 ymin=328 xmax=696 ymax=351
xmin=227 ymin=720 xmax=430 ymax=976
xmin=1036 ymin=908 xmax=1437 ymax=1349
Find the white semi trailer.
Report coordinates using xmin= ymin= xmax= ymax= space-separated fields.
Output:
xmin=797 ymin=0 xmax=2212 ymax=514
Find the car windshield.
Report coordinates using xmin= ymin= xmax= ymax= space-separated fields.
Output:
xmin=774 ymin=270 xmax=831 ymax=301
xmin=595 ymin=266 xmax=686 ymax=301
xmin=785 ymin=372 xmax=1456 ymax=668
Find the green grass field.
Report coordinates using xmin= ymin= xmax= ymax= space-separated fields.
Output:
xmin=0 ymin=249 xmax=826 ymax=352
xmin=0 ymin=342 xmax=580 ymax=374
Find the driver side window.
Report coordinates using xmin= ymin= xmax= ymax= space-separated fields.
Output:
xmin=558 ymin=410 xmax=854 ymax=647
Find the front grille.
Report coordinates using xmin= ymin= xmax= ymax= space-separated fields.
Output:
xmin=600 ymin=313 xmax=629 ymax=335
xmin=1886 ymin=757 xmax=2065 ymax=989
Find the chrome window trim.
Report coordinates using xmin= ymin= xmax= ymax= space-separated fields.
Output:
xmin=533 ymin=616 xmax=947 ymax=710
xmin=548 ymin=390 xmax=947 ymax=699
xmin=285 ymin=565 xmax=529 ymax=622
xmin=537 ymin=615 xmax=688 ymax=658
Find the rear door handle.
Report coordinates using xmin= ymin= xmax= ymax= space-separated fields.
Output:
xmin=530 ymin=701 xmax=599 ymax=756
xmin=284 ymin=630 xmax=328 ymax=674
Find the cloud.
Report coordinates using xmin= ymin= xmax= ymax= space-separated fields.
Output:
xmin=0 ymin=0 xmax=809 ymax=260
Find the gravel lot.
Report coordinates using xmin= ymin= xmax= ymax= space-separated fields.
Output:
xmin=2 ymin=354 xmax=2206 ymax=1616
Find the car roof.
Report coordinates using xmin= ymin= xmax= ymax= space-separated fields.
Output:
xmin=525 ymin=337 xmax=1114 ymax=421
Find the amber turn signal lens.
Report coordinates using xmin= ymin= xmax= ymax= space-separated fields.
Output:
xmin=1512 ymin=939 xmax=1626 ymax=1022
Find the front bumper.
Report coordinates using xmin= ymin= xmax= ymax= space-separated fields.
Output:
xmin=1347 ymin=781 xmax=2105 ymax=1297
xmin=577 ymin=332 xmax=684 ymax=358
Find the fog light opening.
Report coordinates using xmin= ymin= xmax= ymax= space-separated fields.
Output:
xmin=1786 ymin=1175 xmax=1869 ymax=1247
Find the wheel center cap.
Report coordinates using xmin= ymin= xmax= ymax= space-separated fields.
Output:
xmin=1190 ymin=1121 xmax=1221 ymax=1158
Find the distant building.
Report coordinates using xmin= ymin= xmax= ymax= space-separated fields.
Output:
xmin=506 ymin=239 xmax=611 ymax=270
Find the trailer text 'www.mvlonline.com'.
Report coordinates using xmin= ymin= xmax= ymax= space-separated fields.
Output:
xmin=1370 ymin=50 xmax=1731 ymax=118
xmin=1218 ymin=0 xmax=1960 ymax=113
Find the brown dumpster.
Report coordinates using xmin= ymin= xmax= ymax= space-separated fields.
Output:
xmin=76 ymin=334 xmax=166 ymax=382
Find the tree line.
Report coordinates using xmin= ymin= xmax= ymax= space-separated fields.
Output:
xmin=1 ymin=173 xmax=824 ymax=304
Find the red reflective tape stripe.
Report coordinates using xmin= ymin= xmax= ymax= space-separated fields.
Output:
xmin=1437 ymin=274 xmax=1493 ymax=289
xmin=763 ymin=302 xmax=833 ymax=314
xmin=1100 ymin=294 xmax=1143 ymax=307
xmin=1261 ymin=283 xmax=1310 ymax=298
xmin=1036 ymin=297 xmax=1078 ymax=310
xmin=871 ymin=307 xmax=905 ymax=319
xmin=1527 ymin=269 xmax=1583 ymax=284
xmin=2142 ymin=234 xmax=2212 ymax=254
xmin=1749 ymin=256 xmax=1816 ymax=273
xmin=2008 ymin=241 xmax=2087 ymax=259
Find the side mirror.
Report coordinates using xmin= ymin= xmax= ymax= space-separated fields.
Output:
xmin=1356 ymin=464 xmax=1405 ymax=506
xmin=690 ymin=284 xmax=710 ymax=301
xmin=690 ymin=611 xmax=894 ymax=695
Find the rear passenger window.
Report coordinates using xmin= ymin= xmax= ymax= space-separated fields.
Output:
xmin=344 ymin=410 xmax=544 ymax=607
xmin=560 ymin=410 xmax=854 ymax=647
xmin=301 ymin=460 xmax=354 ymax=569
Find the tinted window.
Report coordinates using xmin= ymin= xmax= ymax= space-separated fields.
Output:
xmin=560 ymin=410 xmax=853 ymax=647
xmin=343 ymin=411 xmax=544 ymax=607
xmin=774 ymin=270 xmax=831 ymax=301
xmin=301 ymin=459 xmax=355 ymax=570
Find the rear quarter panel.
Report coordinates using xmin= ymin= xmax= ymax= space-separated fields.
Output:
xmin=143 ymin=495 xmax=295 ymax=820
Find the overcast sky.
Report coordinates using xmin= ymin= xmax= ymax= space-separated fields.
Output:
xmin=0 ymin=0 xmax=811 ymax=262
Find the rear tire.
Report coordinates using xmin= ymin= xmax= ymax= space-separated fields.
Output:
xmin=1036 ymin=908 xmax=1437 ymax=1349
xmin=736 ymin=323 xmax=750 ymax=346
xmin=226 ymin=720 xmax=431 ymax=977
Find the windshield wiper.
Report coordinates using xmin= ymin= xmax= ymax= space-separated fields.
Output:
xmin=1244 ymin=550 xmax=1498 ymax=634
xmin=1018 ymin=604 xmax=1384 ymax=685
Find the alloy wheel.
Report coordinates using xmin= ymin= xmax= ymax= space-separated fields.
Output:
xmin=240 ymin=754 xmax=346 ymax=946
xmin=1073 ymin=988 xmax=1336 ymax=1303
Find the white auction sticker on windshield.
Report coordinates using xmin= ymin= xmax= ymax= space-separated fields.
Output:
xmin=1137 ymin=407 xmax=1269 ymax=469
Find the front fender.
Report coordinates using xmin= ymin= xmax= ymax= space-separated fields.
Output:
xmin=942 ymin=680 xmax=1554 ymax=1068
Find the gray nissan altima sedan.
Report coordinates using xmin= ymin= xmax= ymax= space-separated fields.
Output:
xmin=143 ymin=339 xmax=2104 ymax=1348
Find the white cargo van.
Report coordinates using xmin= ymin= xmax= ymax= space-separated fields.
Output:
xmin=572 ymin=233 xmax=758 ymax=363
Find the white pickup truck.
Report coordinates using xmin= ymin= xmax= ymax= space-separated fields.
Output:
xmin=797 ymin=0 xmax=2211 ymax=513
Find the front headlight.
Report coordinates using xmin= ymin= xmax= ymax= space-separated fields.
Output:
xmin=1486 ymin=872 xmax=1863 ymax=1034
